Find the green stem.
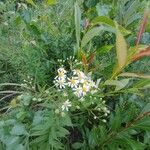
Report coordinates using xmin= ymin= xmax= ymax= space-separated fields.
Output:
xmin=100 ymin=111 xmax=150 ymax=148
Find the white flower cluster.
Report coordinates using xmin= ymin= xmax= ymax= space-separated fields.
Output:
xmin=54 ymin=67 xmax=100 ymax=98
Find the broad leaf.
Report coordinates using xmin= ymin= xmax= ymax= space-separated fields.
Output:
xmin=81 ymin=26 xmax=114 ymax=48
xmin=11 ymin=124 xmax=28 ymax=136
xmin=92 ymin=16 xmax=130 ymax=35
xmin=104 ymin=79 xmax=130 ymax=91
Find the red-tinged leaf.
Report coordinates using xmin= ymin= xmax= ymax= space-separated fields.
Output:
xmin=83 ymin=18 xmax=90 ymax=29
xmin=82 ymin=53 xmax=87 ymax=65
xmin=136 ymin=8 xmax=150 ymax=48
xmin=88 ymin=52 xmax=96 ymax=64
xmin=133 ymin=46 xmax=150 ymax=61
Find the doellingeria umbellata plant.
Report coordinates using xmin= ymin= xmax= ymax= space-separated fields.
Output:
xmin=0 ymin=0 xmax=150 ymax=150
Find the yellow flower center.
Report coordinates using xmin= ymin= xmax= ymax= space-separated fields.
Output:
xmin=82 ymin=86 xmax=88 ymax=92
xmin=71 ymin=79 xmax=76 ymax=84
xmin=58 ymin=72 xmax=64 ymax=77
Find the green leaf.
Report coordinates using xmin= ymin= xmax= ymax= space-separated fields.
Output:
xmin=72 ymin=142 xmax=83 ymax=149
xmin=133 ymin=79 xmax=150 ymax=89
xmin=133 ymin=117 xmax=150 ymax=131
xmin=115 ymin=24 xmax=128 ymax=69
xmin=47 ymin=0 xmax=56 ymax=5
xmin=97 ymin=45 xmax=113 ymax=55
xmin=57 ymin=127 xmax=69 ymax=138
xmin=26 ymin=0 xmax=36 ymax=7
xmin=14 ymin=144 xmax=25 ymax=150
xmin=104 ymin=79 xmax=130 ymax=91
xmin=60 ymin=114 xmax=72 ymax=126
xmin=109 ymin=107 xmax=121 ymax=130
xmin=30 ymin=134 xmax=48 ymax=144
xmin=20 ymin=93 xmax=32 ymax=106
xmin=74 ymin=2 xmax=81 ymax=49
xmin=114 ymin=136 xmax=146 ymax=150
xmin=119 ymin=73 xmax=150 ymax=79
xmin=91 ymin=16 xmax=130 ymax=35
xmin=11 ymin=124 xmax=28 ymax=136
xmin=81 ymin=26 xmax=114 ymax=48
xmin=141 ymin=102 xmax=150 ymax=113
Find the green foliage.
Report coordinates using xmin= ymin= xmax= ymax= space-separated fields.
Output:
xmin=0 ymin=0 xmax=150 ymax=149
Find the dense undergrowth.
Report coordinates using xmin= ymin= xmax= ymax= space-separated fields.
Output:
xmin=0 ymin=0 xmax=150 ymax=150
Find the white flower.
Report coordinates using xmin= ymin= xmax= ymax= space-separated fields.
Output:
xmin=73 ymin=69 xmax=86 ymax=83
xmin=88 ymin=80 xmax=96 ymax=88
xmin=61 ymin=100 xmax=72 ymax=111
xmin=95 ymin=78 xmax=101 ymax=88
xmin=55 ymin=67 xmax=67 ymax=80
xmin=73 ymin=84 xmax=90 ymax=97
xmin=54 ymin=78 xmax=66 ymax=89
xmin=81 ymin=84 xmax=90 ymax=96
xmin=67 ymin=77 xmax=79 ymax=88
xmin=57 ymin=67 xmax=66 ymax=74
xmin=73 ymin=86 xmax=83 ymax=98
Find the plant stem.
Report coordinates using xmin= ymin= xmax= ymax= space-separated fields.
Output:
xmin=100 ymin=111 xmax=150 ymax=148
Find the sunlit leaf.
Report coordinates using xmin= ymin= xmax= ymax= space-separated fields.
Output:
xmin=97 ymin=45 xmax=113 ymax=55
xmin=47 ymin=0 xmax=56 ymax=5
xmin=115 ymin=24 xmax=128 ymax=69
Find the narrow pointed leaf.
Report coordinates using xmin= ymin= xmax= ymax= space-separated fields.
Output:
xmin=47 ymin=0 xmax=56 ymax=5
xmin=132 ymin=46 xmax=150 ymax=61
xmin=136 ymin=6 xmax=150 ymax=47
xmin=116 ymin=25 xmax=127 ymax=69
xmin=74 ymin=2 xmax=81 ymax=49
xmin=119 ymin=72 xmax=150 ymax=79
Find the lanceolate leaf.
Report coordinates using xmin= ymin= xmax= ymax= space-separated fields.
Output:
xmin=88 ymin=52 xmax=96 ymax=64
xmin=47 ymin=0 xmax=56 ymax=5
xmin=119 ymin=72 xmax=150 ymax=79
xmin=132 ymin=46 xmax=150 ymax=61
xmin=136 ymin=6 xmax=150 ymax=47
xmin=115 ymin=24 xmax=128 ymax=69
xmin=74 ymin=2 xmax=81 ymax=49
